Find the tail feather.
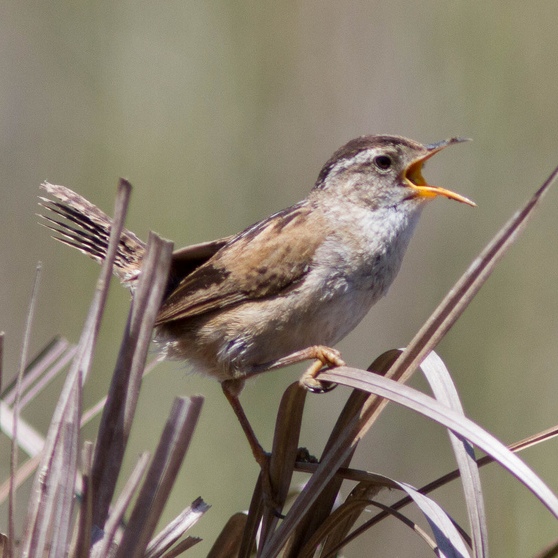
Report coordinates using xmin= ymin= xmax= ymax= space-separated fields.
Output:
xmin=40 ymin=202 xmax=112 ymax=261
xmin=40 ymin=213 xmax=109 ymax=262
xmin=39 ymin=182 xmax=146 ymax=288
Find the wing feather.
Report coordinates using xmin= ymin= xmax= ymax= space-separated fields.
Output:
xmin=155 ymin=201 xmax=325 ymax=324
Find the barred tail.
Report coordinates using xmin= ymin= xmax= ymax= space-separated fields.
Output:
xmin=39 ymin=182 xmax=146 ymax=289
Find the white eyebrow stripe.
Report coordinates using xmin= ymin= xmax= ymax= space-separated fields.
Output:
xmin=330 ymin=147 xmax=387 ymax=174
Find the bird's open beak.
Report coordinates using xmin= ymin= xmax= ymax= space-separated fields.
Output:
xmin=404 ymin=137 xmax=476 ymax=207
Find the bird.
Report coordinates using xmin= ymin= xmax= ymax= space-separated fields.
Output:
xmin=40 ymin=134 xmax=474 ymax=465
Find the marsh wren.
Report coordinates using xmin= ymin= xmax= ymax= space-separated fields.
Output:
xmin=40 ymin=134 xmax=474 ymax=464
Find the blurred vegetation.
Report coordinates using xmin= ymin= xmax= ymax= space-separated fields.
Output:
xmin=2 ymin=2 xmax=558 ymax=556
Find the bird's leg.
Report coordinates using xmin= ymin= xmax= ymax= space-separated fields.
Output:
xmin=221 ymin=379 xmax=269 ymax=468
xmin=222 ymin=345 xmax=345 ymax=461
xmin=246 ymin=345 xmax=346 ymax=392
xmin=221 ymin=346 xmax=345 ymax=510
xmin=221 ymin=379 xmax=281 ymax=511
xmin=221 ymin=345 xmax=345 ymax=465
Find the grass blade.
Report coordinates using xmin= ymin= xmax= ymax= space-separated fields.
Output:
xmin=145 ymin=497 xmax=209 ymax=558
xmin=115 ymin=396 xmax=204 ymax=558
xmin=90 ymin=232 xmax=173 ymax=529
xmin=320 ymin=366 xmax=558 ymax=519
xmin=9 ymin=263 xmax=42 ymax=558
xmin=419 ymin=351 xmax=488 ymax=557
xmin=21 ymin=179 xmax=131 ymax=557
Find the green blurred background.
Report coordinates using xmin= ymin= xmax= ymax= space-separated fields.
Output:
xmin=2 ymin=1 xmax=558 ymax=556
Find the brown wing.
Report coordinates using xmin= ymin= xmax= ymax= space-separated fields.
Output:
xmin=165 ymin=236 xmax=233 ymax=296
xmin=155 ymin=201 xmax=325 ymax=325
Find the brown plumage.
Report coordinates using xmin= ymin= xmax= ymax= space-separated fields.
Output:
xmin=40 ymin=135 xmax=474 ymax=387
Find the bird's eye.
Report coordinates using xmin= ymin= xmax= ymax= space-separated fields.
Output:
xmin=373 ymin=155 xmax=392 ymax=171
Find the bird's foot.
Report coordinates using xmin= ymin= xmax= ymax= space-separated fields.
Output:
xmin=299 ymin=345 xmax=344 ymax=392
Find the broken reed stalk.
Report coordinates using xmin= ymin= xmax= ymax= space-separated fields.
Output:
xmin=2 ymin=180 xmax=208 ymax=557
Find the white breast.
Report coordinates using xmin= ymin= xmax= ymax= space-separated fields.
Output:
xmin=278 ymin=201 xmax=424 ymax=347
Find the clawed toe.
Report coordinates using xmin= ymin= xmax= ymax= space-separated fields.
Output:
xmin=300 ymin=374 xmax=338 ymax=393
xmin=315 ymin=346 xmax=345 ymax=368
xmin=299 ymin=346 xmax=344 ymax=392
